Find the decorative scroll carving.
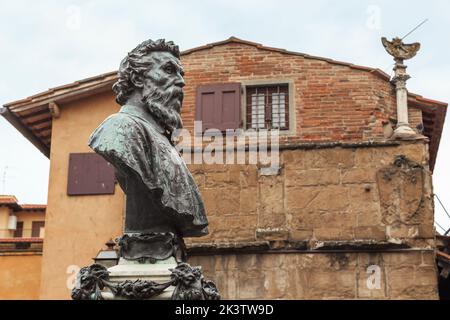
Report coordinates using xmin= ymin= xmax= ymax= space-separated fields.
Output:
xmin=118 ymin=233 xmax=186 ymax=263
xmin=71 ymin=263 xmax=220 ymax=300
xmin=111 ymin=279 xmax=173 ymax=300
xmin=71 ymin=264 xmax=113 ymax=300
xmin=170 ymin=263 xmax=220 ymax=300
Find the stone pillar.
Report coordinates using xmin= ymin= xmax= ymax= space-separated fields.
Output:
xmin=381 ymin=37 xmax=421 ymax=140
xmin=392 ymin=61 xmax=416 ymax=139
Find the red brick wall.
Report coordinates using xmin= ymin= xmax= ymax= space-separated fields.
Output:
xmin=179 ymin=42 xmax=406 ymax=143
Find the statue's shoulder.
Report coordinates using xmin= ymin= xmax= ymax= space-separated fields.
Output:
xmin=99 ymin=111 xmax=139 ymax=129
xmin=95 ymin=111 xmax=145 ymax=135
xmin=88 ymin=112 xmax=145 ymax=153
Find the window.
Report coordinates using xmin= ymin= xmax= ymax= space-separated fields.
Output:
xmin=14 ymin=221 xmax=23 ymax=238
xmin=246 ymin=84 xmax=289 ymax=130
xmin=67 ymin=153 xmax=116 ymax=196
xmin=196 ymin=81 xmax=293 ymax=133
xmin=31 ymin=221 xmax=45 ymax=238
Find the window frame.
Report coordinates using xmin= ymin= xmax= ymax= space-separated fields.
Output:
xmin=31 ymin=221 xmax=45 ymax=238
xmin=240 ymin=79 xmax=296 ymax=136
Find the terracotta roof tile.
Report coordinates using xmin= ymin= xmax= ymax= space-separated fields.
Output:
xmin=0 ymin=195 xmax=18 ymax=204
xmin=0 ymin=196 xmax=46 ymax=212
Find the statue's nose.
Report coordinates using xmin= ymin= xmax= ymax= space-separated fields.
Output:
xmin=175 ymin=74 xmax=185 ymax=88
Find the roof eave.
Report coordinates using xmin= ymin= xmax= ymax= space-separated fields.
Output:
xmin=0 ymin=107 xmax=50 ymax=158
xmin=408 ymin=93 xmax=448 ymax=172
xmin=5 ymin=78 xmax=116 ymax=111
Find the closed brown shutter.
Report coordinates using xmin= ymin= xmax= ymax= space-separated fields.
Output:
xmin=31 ymin=221 xmax=45 ymax=238
xmin=196 ymin=83 xmax=241 ymax=132
xmin=67 ymin=153 xmax=116 ymax=196
xmin=14 ymin=221 xmax=23 ymax=238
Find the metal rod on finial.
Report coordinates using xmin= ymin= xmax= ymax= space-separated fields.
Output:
xmin=401 ymin=18 xmax=429 ymax=41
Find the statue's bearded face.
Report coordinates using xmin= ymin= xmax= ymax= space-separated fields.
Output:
xmin=140 ymin=51 xmax=185 ymax=133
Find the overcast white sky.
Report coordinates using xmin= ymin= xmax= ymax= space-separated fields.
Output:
xmin=0 ymin=0 xmax=449 ymax=233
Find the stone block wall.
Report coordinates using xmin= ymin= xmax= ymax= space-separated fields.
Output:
xmin=190 ymin=251 xmax=437 ymax=300
xmin=187 ymin=140 xmax=434 ymax=245
xmin=186 ymin=139 xmax=439 ymax=299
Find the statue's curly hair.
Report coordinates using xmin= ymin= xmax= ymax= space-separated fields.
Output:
xmin=112 ymin=39 xmax=180 ymax=105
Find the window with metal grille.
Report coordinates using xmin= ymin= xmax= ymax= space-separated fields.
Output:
xmin=246 ymin=84 xmax=289 ymax=130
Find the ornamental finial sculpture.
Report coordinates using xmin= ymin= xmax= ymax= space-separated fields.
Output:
xmin=381 ymin=37 xmax=421 ymax=62
xmin=381 ymin=37 xmax=421 ymax=139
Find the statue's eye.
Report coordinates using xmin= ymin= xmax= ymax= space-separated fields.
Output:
xmin=164 ymin=65 xmax=175 ymax=74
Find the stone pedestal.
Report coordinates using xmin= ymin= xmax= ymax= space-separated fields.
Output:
xmin=71 ymin=233 xmax=220 ymax=300
xmin=102 ymin=257 xmax=177 ymax=300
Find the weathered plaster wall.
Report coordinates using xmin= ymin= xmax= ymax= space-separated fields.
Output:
xmin=0 ymin=253 xmax=42 ymax=300
xmin=0 ymin=207 xmax=12 ymax=238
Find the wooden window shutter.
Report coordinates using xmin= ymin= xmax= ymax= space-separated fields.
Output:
xmin=67 ymin=153 xmax=116 ymax=196
xmin=196 ymin=83 xmax=241 ymax=132
xmin=31 ymin=221 xmax=45 ymax=238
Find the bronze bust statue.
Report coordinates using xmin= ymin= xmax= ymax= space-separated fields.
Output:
xmin=89 ymin=39 xmax=208 ymax=240
xmin=72 ymin=39 xmax=219 ymax=300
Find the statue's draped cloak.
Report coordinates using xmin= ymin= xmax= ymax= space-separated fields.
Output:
xmin=88 ymin=105 xmax=208 ymax=238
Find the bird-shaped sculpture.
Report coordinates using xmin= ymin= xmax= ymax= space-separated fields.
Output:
xmin=381 ymin=37 xmax=421 ymax=61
